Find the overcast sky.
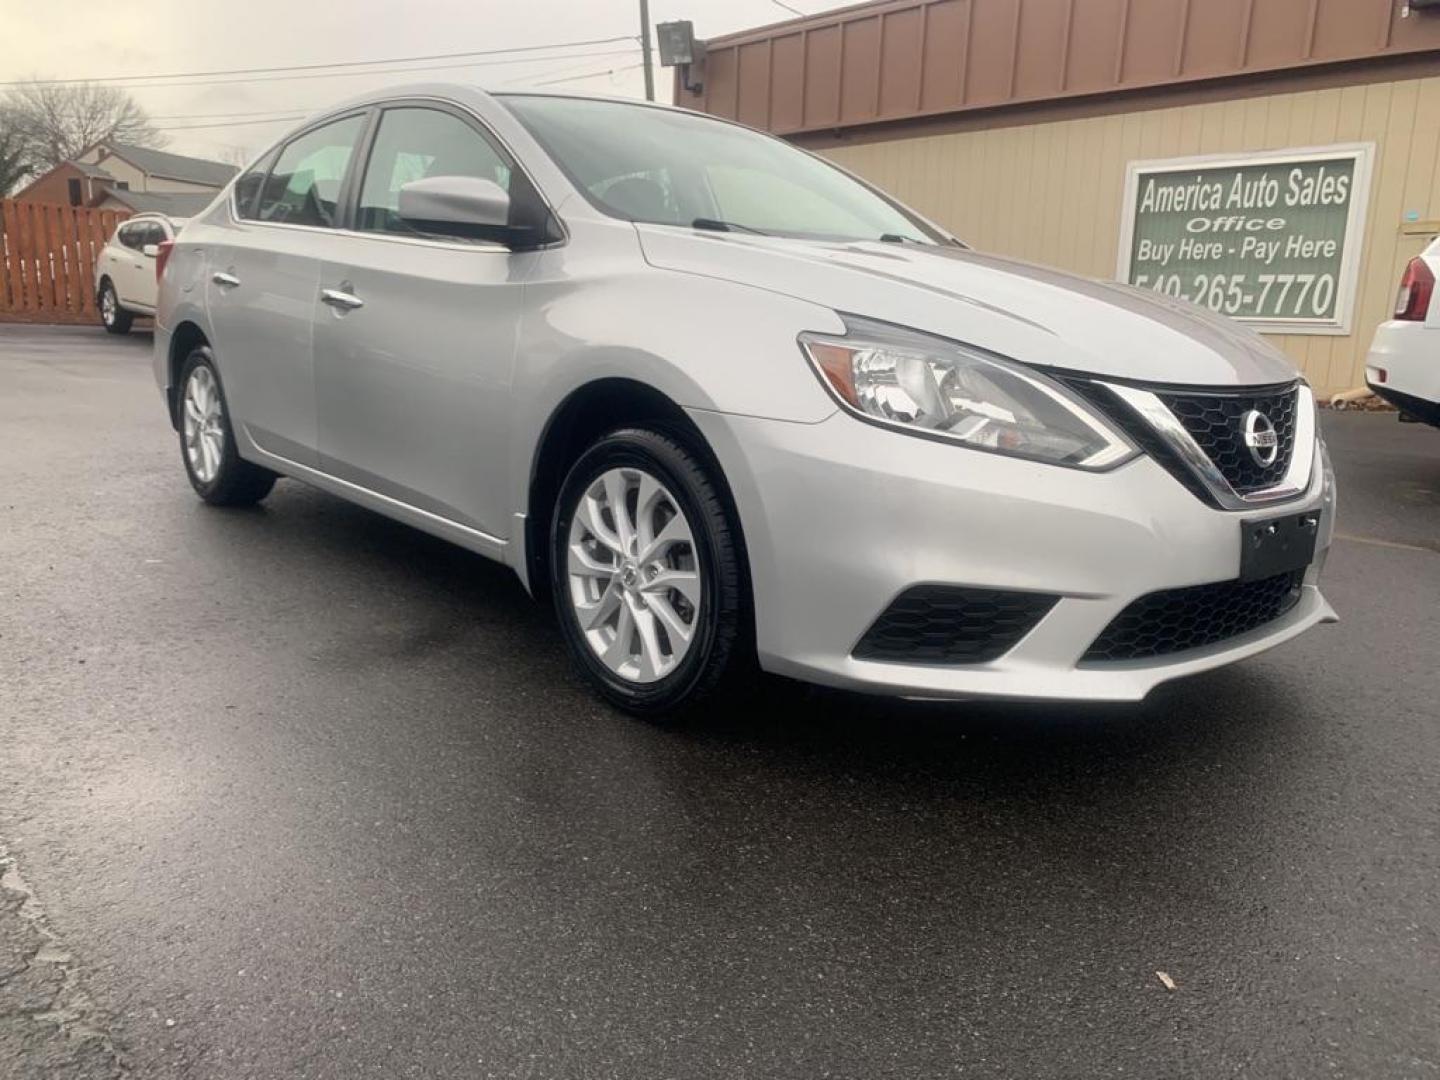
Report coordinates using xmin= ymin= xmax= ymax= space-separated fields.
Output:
xmin=2 ymin=0 xmax=852 ymax=165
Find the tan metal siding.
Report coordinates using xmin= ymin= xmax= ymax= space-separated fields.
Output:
xmin=821 ymin=74 xmax=1440 ymax=394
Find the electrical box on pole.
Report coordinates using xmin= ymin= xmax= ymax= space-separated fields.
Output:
xmin=656 ymin=20 xmax=704 ymax=94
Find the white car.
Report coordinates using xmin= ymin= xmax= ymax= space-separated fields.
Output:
xmin=1367 ymin=236 xmax=1440 ymax=428
xmin=153 ymin=86 xmax=1337 ymax=715
xmin=96 ymin=213 xmax=186 ymax=334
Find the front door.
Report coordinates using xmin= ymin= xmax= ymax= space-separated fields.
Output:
xmin=312 ymin=104 xmax=537 ymax=537
xmin=205 ymin=112 xmax=368 ymax=466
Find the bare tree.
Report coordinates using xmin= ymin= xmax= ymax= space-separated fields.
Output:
xmin=0 ymin=107 xmax=28 ymax=195
xmin=214 ymin=144 xmax=255 ymax=170
xmin=1 ymin=81 xmax=164 ymax=190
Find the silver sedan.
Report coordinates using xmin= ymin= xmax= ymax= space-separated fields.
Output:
xmin=153 ymin=85 xmax=1336 ymax=715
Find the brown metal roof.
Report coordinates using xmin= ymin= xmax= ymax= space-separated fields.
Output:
xmin=678 ymin=0 xmax=1440 ymax=135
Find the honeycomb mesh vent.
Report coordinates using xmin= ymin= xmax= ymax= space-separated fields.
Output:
xmin=1083 ymin=571 xmax=1304 ymax=663
xmin=854 ymin=586 xmax=1058 ymax=665
xmin=1154 ymin=386 xmax=1299 ymax=494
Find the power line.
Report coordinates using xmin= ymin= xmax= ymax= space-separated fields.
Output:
xmin=0 ymin=35 xmax=639 ymax=88
xmin=89 ymin=46 xmax=642 ymax=93
xmin=770 ymin=0 xmax=808 ymax=16
xmin=530 ymin=63 xmax=646 ymax=88
xmin=156 ymin=115 xmax=309 ymax=132
xmin=147 ymin=108 xmax=313 ymax=121
xmin=500 ymin=52 xmax=642 ymax=87
xmin=134 ymin=48 xmax=640 ymax=92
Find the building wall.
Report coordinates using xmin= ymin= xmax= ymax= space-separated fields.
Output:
xmin=14 ymin=163 xmax=116 ymax=207
xmin=682 ymin=0 xmax=1440 ymax=138
xmin=819 ymin=73 xmax=1440 ymax=394
xmin=15 ymin=163 xmax=89 ymax=206
xmin=75 ymin=150 xmax=222 ymax=196
xmin=140 ymin=175 xmax=220 ymax=194
xmin=88 ymin=155 xmax=145 ymax=191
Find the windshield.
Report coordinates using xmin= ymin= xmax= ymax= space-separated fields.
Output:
xmin=500 ymin=94 xmax=944 ymax=245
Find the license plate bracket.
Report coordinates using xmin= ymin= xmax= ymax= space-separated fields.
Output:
xmin=1240 ymin=510 xmax=1321 ymax=582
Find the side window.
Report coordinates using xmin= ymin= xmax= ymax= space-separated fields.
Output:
xmin=233 ymin=150 xmax=276 ymax=219
xmin=255 ymin=114 xmax=365 ymax=227
xmin=355 ymin=107 xmax=512 ymax=236
xmin=116 ymin=222 xmax=145 ymax=250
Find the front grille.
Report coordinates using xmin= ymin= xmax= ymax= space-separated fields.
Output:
xmin=1062 ymin=379 xmax=1217 ymax=505
xmin=854 ymin=585 xmax=1058 ymax=665
xmin=1082 ymin=570 xmax=1304 ymax=663
xmin=1061 ymin=377 xmax=1302 ymax=506
xmin=1154 ymin=386 xmax=1298 ymax=493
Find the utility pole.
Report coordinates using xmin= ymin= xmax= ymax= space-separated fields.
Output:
xmin=639 ymin=0 xmax=655 ymax=101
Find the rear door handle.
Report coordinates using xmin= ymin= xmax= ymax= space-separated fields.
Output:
xmin=320 ymin=287 xmax=363 ymax=311
xmin=211 ymin=271 xmax=240 ymax=288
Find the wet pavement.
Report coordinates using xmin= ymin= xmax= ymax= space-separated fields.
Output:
xmin=2 ymin=324 xmax=1438 ymax=1078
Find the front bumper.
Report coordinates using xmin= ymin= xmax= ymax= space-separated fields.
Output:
xmin=689 ymin=408 xmax=1336 ymax=702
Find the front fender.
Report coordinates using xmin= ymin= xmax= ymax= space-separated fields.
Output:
xmin=506 ymin=259 xmax=843 ymax=518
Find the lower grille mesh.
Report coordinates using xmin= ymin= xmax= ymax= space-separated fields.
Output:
xmin=854 ymin=585 xmax=1058 ymax=665
xmin=1083 ymin=571 xmax=1304 ymax=662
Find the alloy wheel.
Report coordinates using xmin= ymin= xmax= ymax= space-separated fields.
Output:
xmin=566 ymin=466 xmax=702 ymax=683
xmin=183 ymin=365 xmax=225 ymax=484
xmin=101 ymin=287 xmax=116 ymax=325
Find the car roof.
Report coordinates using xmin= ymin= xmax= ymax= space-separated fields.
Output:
xmin=119 ymin=212 xmax=185 ymax=227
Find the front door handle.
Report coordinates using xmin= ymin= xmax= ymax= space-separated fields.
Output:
xmin=320 ymin=286 xmax=363 ymax=311
xmin=211 ymin=271 xmax=240 ymax=288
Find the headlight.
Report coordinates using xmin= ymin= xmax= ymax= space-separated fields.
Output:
xmin=800 ymin=317 xmax=1136 ymax=470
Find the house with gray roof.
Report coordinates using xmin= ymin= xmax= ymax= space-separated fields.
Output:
xmin=13 ymin=139 xmax=236 ymax=216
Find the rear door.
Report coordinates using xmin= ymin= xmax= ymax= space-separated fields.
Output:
xmin=204 ymin=112 xmax=368 ymax=466
xmin=311 ymin=103 xmax=538 ymax=536
xmin=109 ymin=221 xmax=151 ymax=307
xmin=131 ymin=221 xmax=166 ymax=310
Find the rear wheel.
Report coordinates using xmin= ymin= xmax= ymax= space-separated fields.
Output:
xmin=178 ymin=346 xmax=277 ymax=506
xmin=99 ymin=280 xmax=132 ymax=335
xmin=550 ymin=427 xmax=751 ymax=717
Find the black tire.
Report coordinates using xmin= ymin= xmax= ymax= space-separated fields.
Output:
xmin=98 ymin=279 xmax=133 ymax=335
xmin=550 ymin=427 xmax=752 ymax=717
xmin=177 ymin=345 xmax=277 ymax=506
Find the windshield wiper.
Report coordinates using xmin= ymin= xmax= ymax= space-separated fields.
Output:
xmin=692 ymin=217 xmax=768 ymax=236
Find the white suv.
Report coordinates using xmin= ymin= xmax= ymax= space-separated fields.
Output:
xmin=96 ymin=213 xmax=186 ymax=334
xmin=1366 ymin=236 xmax=1440 ymax=428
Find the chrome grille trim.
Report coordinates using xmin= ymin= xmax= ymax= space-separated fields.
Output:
xmin=1100 ymin=382 xmax=1316 ymax=511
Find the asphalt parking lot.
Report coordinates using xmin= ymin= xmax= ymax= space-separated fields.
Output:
xmin=1 ymin=323 xmax=1437 ymax=1079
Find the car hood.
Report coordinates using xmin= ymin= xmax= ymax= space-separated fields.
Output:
xmin=636 ymin=226 xmax=1299 ymax=387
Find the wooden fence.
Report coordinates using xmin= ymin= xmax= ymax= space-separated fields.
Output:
xmin=0 ymin=200 xmax=129 ymax=324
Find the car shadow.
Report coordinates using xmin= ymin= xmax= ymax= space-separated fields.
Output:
xmin=178 ymin=477 xmax=1324 ymax=952
xmin=205 ymin=476 xmax=1306 ymax=779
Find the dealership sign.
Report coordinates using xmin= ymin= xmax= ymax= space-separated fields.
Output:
xmin=1117 ymin=145 xmax=1373 ymax=335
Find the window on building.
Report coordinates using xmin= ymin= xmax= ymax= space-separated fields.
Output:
xmin=67 ymin=178 xmax=82 ymax=206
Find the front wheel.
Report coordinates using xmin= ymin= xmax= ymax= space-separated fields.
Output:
xmin=550 ymin=427 xmax=751 ymax=717
xmin=177 ymin=346 xmax=277 ymax=506
xmin=98 ymin=280 xmax=132 ymax=335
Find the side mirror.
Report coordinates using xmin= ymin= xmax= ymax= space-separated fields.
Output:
xmin=398 ymin=176 xmax=516 ymax=244
xmin=141 ymin=243 xmax=159 ymax=258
